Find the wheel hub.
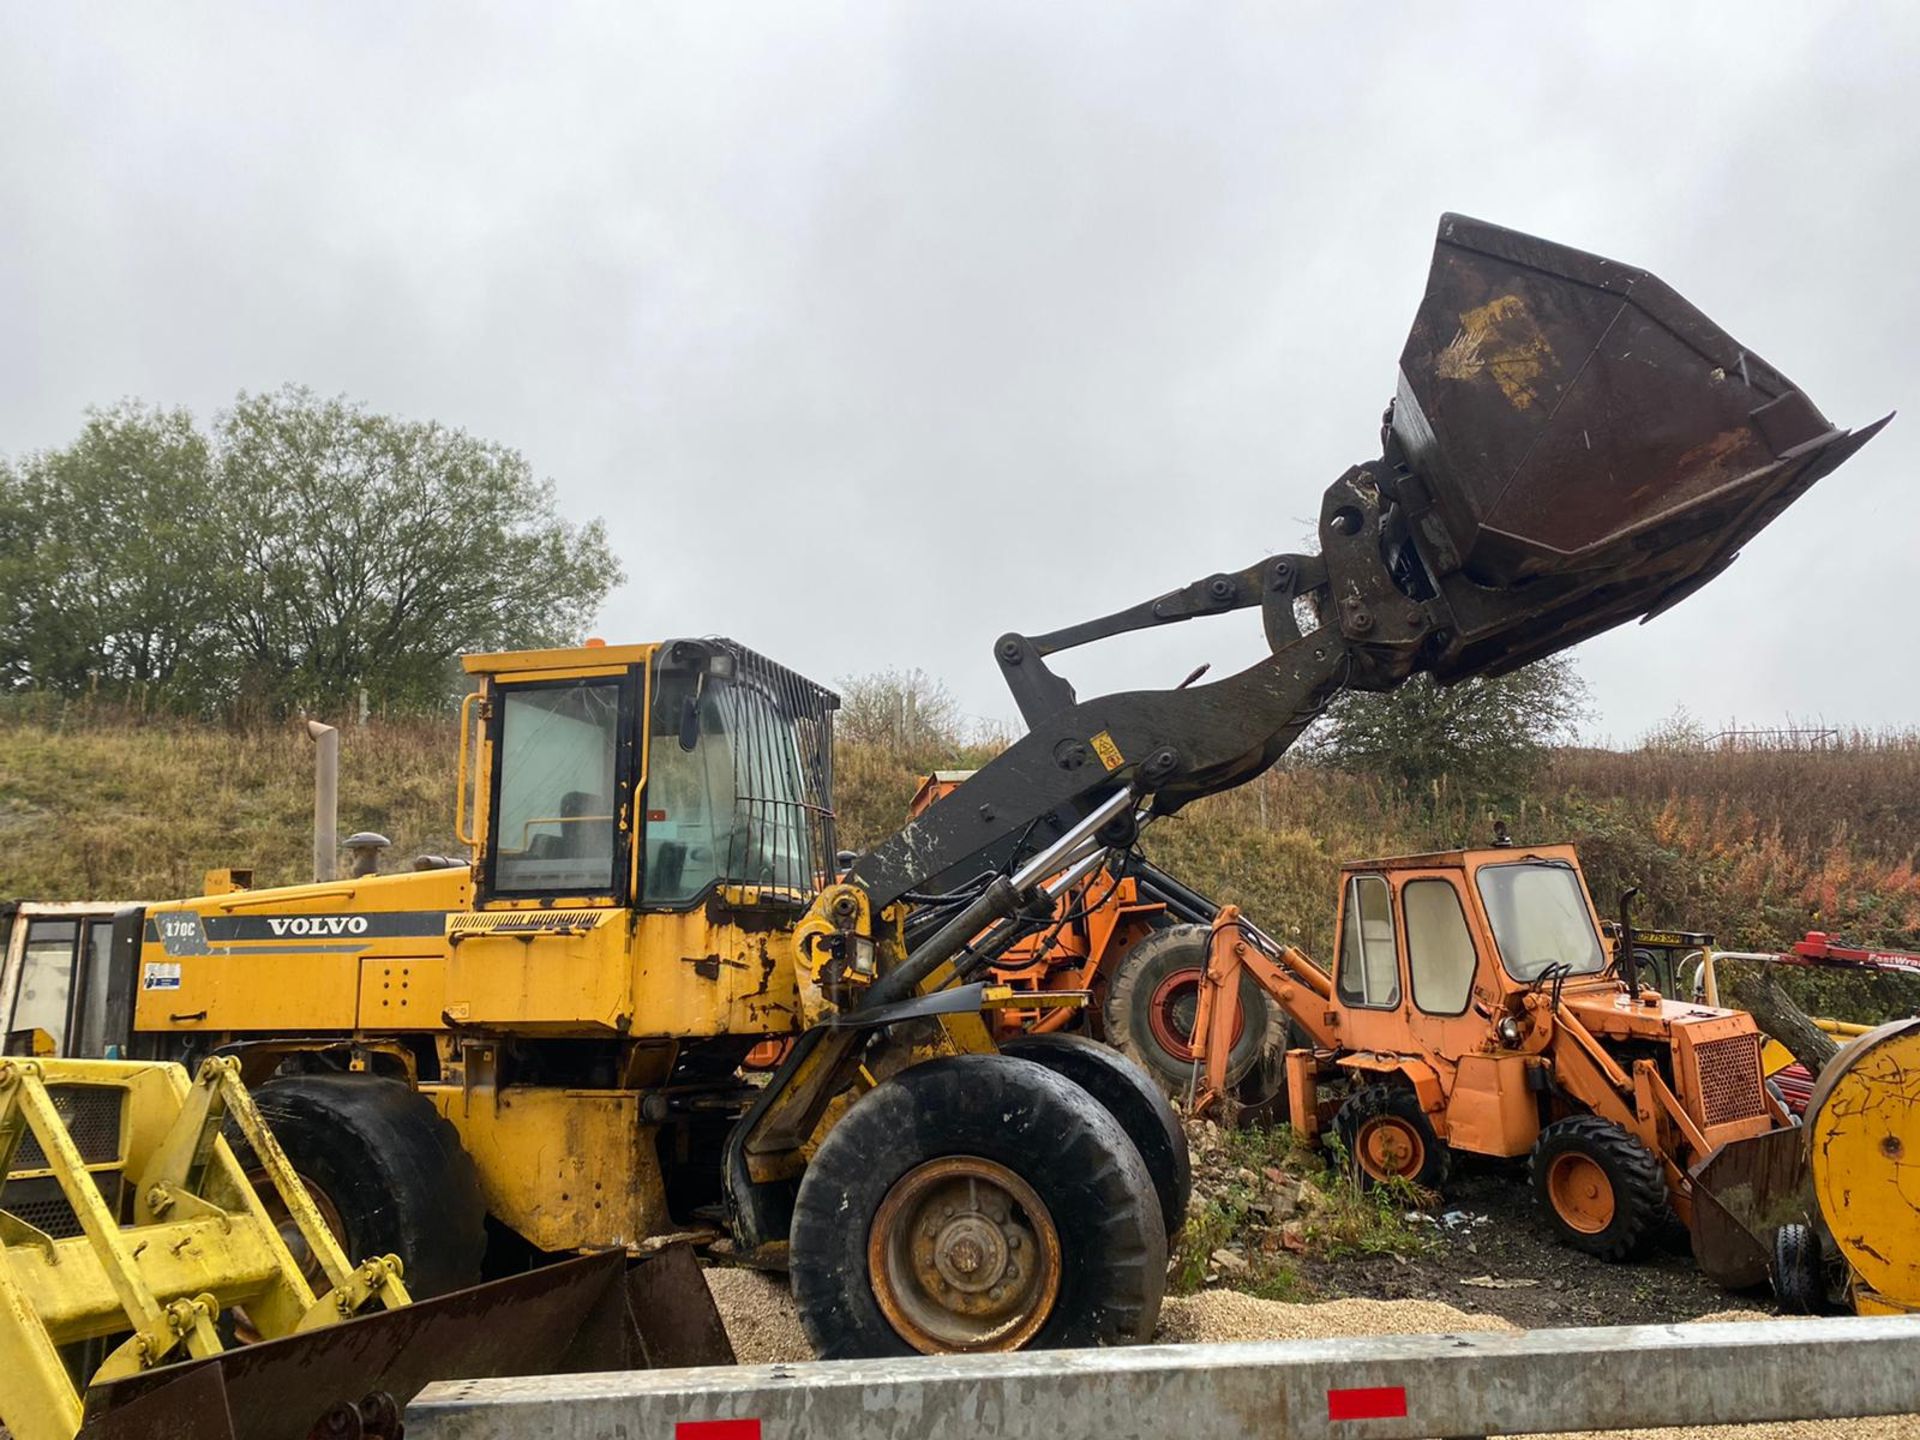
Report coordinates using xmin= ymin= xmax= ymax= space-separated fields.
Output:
xmin=869 ymin=1156 xmax=1062 ymax=1353
xmin=1357 ymin=1116 xmax=1424 ymax=1180
xmin=1547 ymin=1153 xmax=1616 ymax=1233
xmin=932 ymin=1215 xmax=1008 ymax=1294
xmin=1147 ymin=970 xmax=1244 ymax=1065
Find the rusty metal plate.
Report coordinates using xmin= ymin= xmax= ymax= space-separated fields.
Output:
xmin=1393 ymin=214 xmax=1889 ymax=683
xmin=79 ymin=1252 xmax=640 ymax=1440
xmin=1690 ymin=1125 xmax=1815 ymax=1290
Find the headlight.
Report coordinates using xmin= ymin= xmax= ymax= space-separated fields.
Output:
xmin=1497 ymin=1015 xmax=1523 ymax=1047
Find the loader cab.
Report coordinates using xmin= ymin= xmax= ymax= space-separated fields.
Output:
xmin=0 ymin=902 xmax=140 ymax=1057
xmin=1329 ymin=845 xmax=1609 ymax=1055
xmin=465 ymin=638 xmax=838 ymax=911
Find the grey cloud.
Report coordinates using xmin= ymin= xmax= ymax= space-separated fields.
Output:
xmin=2 ymin=2 xmax=1912 ymax=741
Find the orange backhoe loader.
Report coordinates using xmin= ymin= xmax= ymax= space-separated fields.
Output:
xmin=1185 ymin=843 xmax=1798 ymax=1284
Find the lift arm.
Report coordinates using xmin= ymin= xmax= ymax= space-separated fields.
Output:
xmin=829 ymin=214 xmax=1886 ymax=997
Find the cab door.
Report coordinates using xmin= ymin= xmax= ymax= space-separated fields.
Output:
xmin=2 ymin=911 xmax=117 ymax=1055
xmin=1330 ymin=872 xmax=1408 ymax=1054
xmin=1396 ymin=871 xmax=1488 ymax=1062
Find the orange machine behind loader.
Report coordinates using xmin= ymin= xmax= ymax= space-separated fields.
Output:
xmin=906 ymin=774 xmax=1290 ymax=1113
xmin=1185 ymin=843 xmax=1795 ymax=1282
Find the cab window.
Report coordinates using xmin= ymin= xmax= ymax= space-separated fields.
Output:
xmin=11 ymin=919 xmax=79 ymax=1051
xmin=1404 ymin=879 xmax=1476 ymax=1015
xmin=643 ymin=673 xmax=818 ymax=905
xmin=490 ymin=680 xmax=628 ymax=896
xmin=1335 ymin=874 xmax=1400 ymax=1008
xmin=1475 ymin=860 xmax=1607 ymax=980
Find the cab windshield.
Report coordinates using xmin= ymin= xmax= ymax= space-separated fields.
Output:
xmin=1474 ymin=861 xmax=1606 ymax=981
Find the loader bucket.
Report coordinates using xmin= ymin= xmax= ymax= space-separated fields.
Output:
xmin=1393 ymin=214 xmax=1890 ymax=681
xmin=1688 ymin=1126 xmax=1815 ymax=1291
xmin=78 ymin=1248 xmax=734 ymax=1440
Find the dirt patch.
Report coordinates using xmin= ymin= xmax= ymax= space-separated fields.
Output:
xmin=1294 ymin=1154 xmax=1737 ymax=1330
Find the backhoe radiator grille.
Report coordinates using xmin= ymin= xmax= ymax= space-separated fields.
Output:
xmin=1694 ymin=1035 xmax=1766 ymax=1126
xmin=3 ymin=1172 xmax=124 ymax=1239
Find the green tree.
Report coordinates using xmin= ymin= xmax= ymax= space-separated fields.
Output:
xmin=0 ymin=388 xmax=623 ymax=716
xmin=216 ymin=387 xmax=622 ymax=713
xmin=0 ymin=403 xmax=228 ymax=707
xmin=1301 ymin=655 xmax=1588 ymax=807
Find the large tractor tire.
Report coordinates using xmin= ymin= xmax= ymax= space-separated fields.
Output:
xmin=1104 ymin=923 xmax=1285 ymax=1111
xmin=1529 ymin=1115 xmax=1666 ymax=1262
xmin=1333 ymin=1083 xmax=1449 ymax=1190
xmin=229 ymin=1072 xmax=488 ymax=1298
xmin=789 ymin=1053 xmax=1166 ymax=1358
xmin=999 ymin=1031 xmax=1192 ymax=1240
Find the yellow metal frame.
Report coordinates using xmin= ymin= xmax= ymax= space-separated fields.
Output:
xmin=0 ymin=1057 xmax=411 ymax=1440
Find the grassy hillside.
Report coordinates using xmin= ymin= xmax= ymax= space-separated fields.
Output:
xmin=0 ymin=715 xmax=459 ymax=898
xmin=5 ymin=712 xmax=1918 ymax=973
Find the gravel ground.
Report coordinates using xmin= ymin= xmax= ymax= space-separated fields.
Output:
xmin=702 ymin=1269 xmax=1916 ymax=1439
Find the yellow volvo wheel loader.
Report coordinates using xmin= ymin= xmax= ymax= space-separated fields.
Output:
xmin=78 ymin=216 xmax=1882 ymax=1378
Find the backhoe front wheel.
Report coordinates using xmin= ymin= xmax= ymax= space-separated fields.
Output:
xmin=789 ymin=1054 xmax=1166 ymax=1358
xmin=1530 ymin=1115 xmax=1666 ymax=1261
xmin=231 ymin=1072 xmax=487 ymax=1298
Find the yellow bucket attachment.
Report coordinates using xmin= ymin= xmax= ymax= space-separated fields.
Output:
xmin=0 ymin=1056 xmax=410 ymax=1440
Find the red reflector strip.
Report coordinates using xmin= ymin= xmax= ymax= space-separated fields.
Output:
xmin=676 ymin=1422 xmax=761 ymax=1440
xmin=1327 ymin=1385 xmax=1408 ymax=1422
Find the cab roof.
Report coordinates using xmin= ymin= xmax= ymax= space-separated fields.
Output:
xmin=1338 ymin=842 xmax=1583 ymax=873
xmin=462 ymin=640 xmax=654 ymax=674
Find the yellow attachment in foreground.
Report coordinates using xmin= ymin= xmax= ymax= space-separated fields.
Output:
xmin=1808 ymin=1017 xmax=1920 ymax=1311
xmin=0 ymin=1056 xmax=412 ymax=1440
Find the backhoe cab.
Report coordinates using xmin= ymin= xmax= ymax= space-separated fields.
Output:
xmin=1189 ymin=845 xmax=1794 ymax=1280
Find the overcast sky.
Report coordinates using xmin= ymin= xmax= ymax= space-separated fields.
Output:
xmin=3 ymin=4 xmax=1913 ymax=744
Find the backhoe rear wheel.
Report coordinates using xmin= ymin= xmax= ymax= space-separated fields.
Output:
xmin=1333 ymin=1084 xmax=1449 ymax=1190
xmin=1530 ymin=1115 xmax=1666 ymax=1262
xmin=999 ymin=1032 xmax=1192 ymax=1240
xmin=789 ymin=1053 xmax=1166 ymax=1358
xmin=229 ymin=1072 xmax=487 ymax=1298
xmin=1104 ymin=924 xmax=1283 ymax=1107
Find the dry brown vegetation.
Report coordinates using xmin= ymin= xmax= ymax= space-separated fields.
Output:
xmin=4 ymin=709 xmax=1919 ymax=970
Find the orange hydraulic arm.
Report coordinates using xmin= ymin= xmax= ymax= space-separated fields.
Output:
xmin=1189 ymin=904 xmax=1337 ymax=1114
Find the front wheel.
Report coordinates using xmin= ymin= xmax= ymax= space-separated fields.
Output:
xmin=1771 ymin=1222 xmax=1827 ymax=1313
xmin=231 ymin=1072 xmax=487 ymax=1298
xmin=789 ymin=1054 xmax=1166 ymax=1358
xmin=1529 ymin=1115 xmax=1666 ymax=1261
xmin=999 ymin=1031 xmax=1192 ymax=1240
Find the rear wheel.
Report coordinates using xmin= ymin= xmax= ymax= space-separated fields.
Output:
xmin=789 ymin=1054 xmax=1165 ymax=1358
xmin=1333 ymin=1084 xmax=1449 ymax=1190
xmin=1530 ymin=1115 xmax=1665 ymax=1261
xmin=1104 ymin=924 xmax=1283 ymax=1109
xmin=229 ymin=1072 xmax=487 ymax=1298
xmin=999 ymin=1032 xmax=1192 ymax=1240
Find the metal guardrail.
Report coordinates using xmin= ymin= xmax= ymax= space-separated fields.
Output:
xmin=408 ymin=1315 xmax=1920 ymax=1440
